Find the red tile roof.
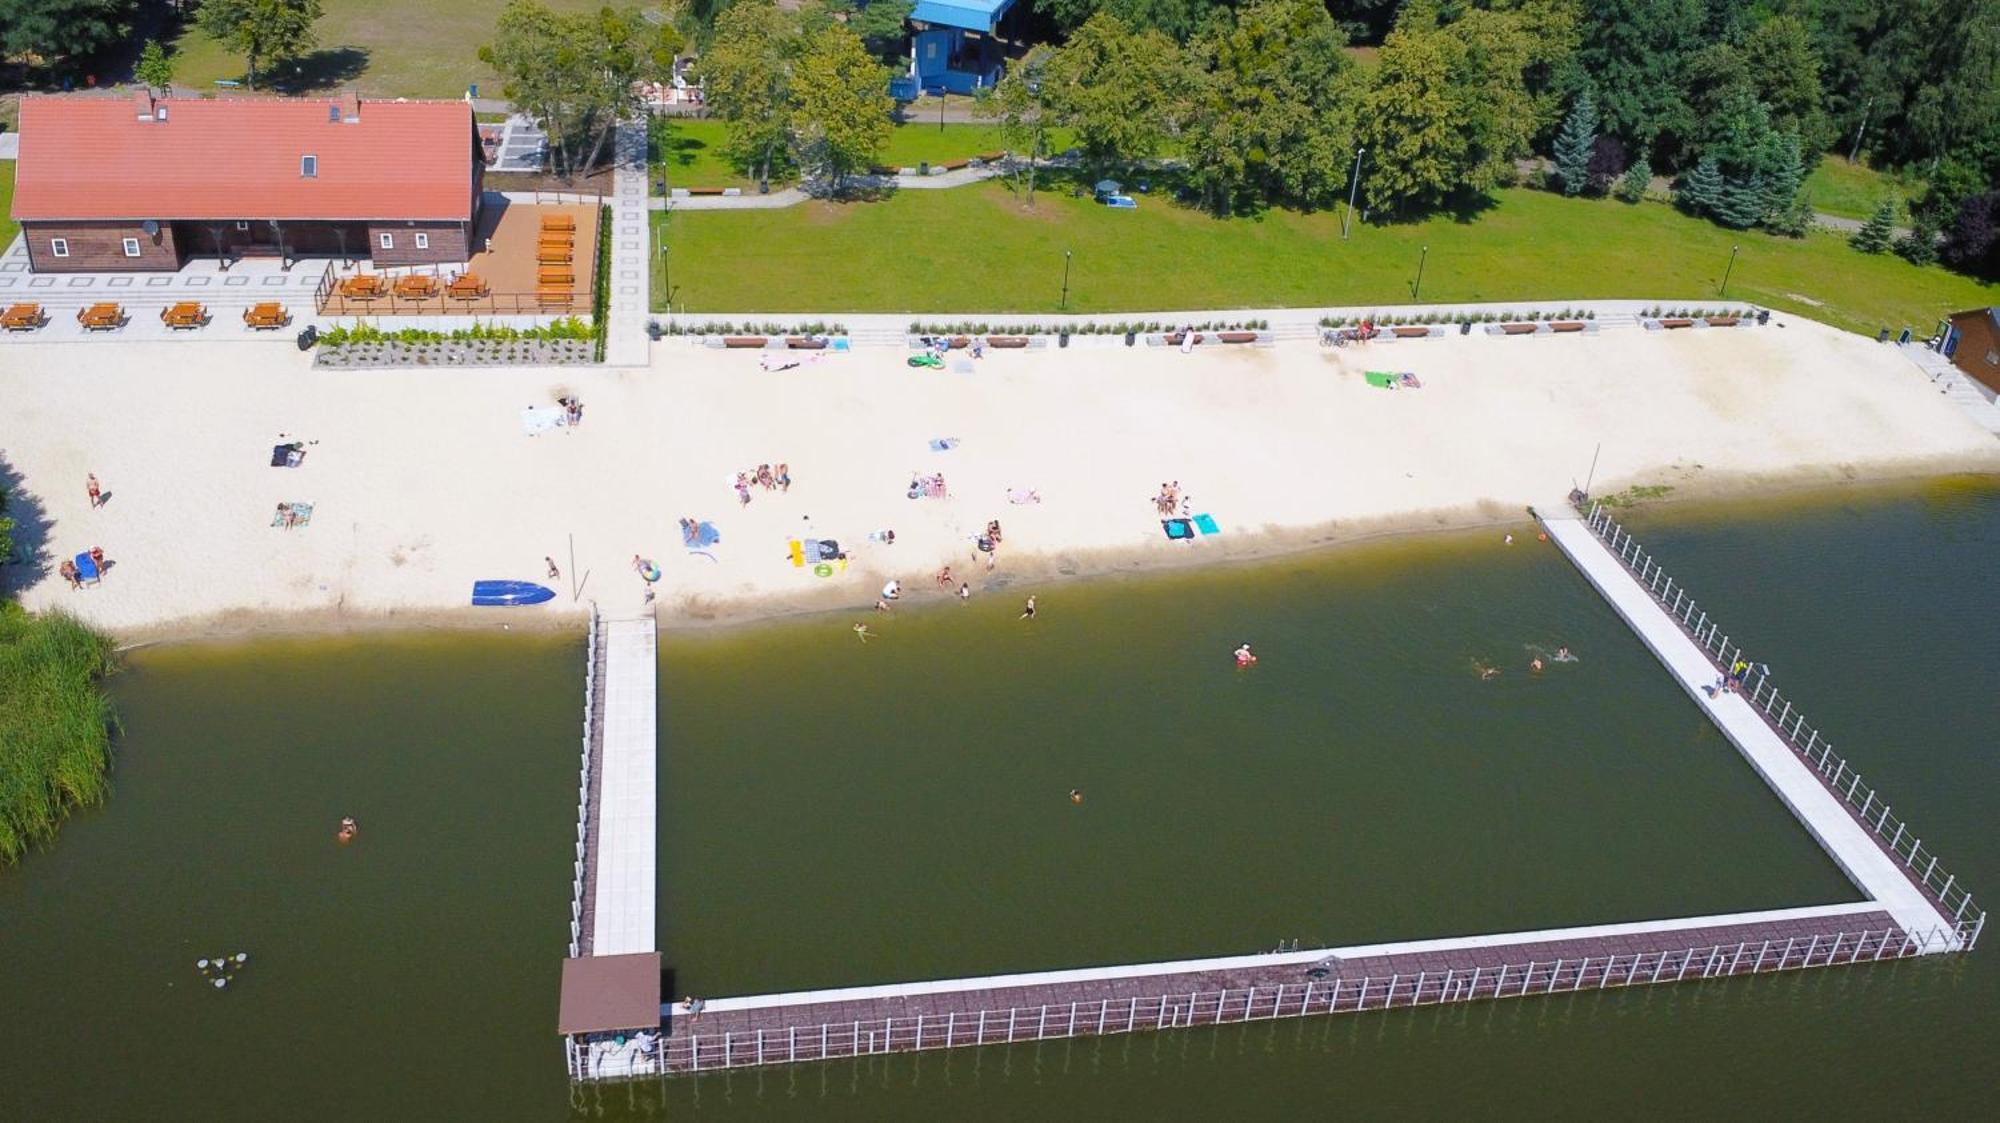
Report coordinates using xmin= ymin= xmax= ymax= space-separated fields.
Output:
xmin=11 ymin=94 xmax=477 ymax=223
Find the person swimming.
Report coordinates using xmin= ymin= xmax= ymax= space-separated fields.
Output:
xmin=1555 ymin=646 xmax=1574 ymax=661
xmin=1531 ymin=657 xmax=1544 ymax=673
xmin=1069 ymin=789 xmax=1084 ymax=805
xmin=1234 ymin=643 xmax=1257 ymax=666
xmin=1476 ymin=662 xmax=1501 ymax=680
xmin=337 ymin=816 xmax=357 ymax=843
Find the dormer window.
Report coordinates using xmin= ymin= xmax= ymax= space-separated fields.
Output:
xmin=328 ymin=105 xmax=340 ymax=123
xmin=155 ymin=106 xmax=168 ymax=121
xmin=301 ymin=155 xmax=318 ymax=178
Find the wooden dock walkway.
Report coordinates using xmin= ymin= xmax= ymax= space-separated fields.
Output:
xmin=591 ymin=613 xmax=659 ymax=957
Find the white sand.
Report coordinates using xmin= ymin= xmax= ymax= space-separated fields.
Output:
xmin=2 ymin=315 xmax=1994 ymax=639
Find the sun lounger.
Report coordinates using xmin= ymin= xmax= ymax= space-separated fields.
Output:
xmin=2 ymin=303 xmax=47 ymax=332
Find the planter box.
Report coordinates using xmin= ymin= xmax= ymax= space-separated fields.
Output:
xmin=723 ymin=336 xmax=769 ymax=348
xmin=1391 ymin=326 xmax=1431 ymax=338
xmin=1549 ymin=321 xmax=1587 ymax=333
xmin=785 ymin=337 xmax=827 ymax=349
xmin=1660 ymin=318 xmax=1695 ymax=329
xmin=313 ymin=338 xmax=595 ymax=369
xmin=1706 ymin=317 xmax=1740 ymax=327
xmin=1217 ymin=331 xmax=1258 ymax=344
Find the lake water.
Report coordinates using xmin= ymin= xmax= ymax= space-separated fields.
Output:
xmin=3 ymin=479 xmax=1993 ymax=1120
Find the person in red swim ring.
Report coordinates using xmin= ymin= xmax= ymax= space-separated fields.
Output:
xmin=1234 ymin=643 xmax=1258 ymax=667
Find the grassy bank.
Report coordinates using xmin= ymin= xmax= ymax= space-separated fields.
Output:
xmin=1804 ymin=158 xmax=1918 ymax=222
xmin=653 ymin=180 xmax=1995 ymax=334
xmin=0 ymin=160 xmax=17 ymax=250
xmin=0 ymin=605 xmax=118 ymax=864
xmin=652 ymin=120 xmax=1076 ymax=190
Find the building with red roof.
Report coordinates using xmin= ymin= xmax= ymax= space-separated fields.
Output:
xmin=10 ymin=91 xmax=484 ymax=273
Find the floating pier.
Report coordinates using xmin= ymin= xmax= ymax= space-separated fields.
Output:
xmin=559 ymin=503 xmax=1980 ymax=1081
xmin=559 ymin=608 xmax=663 ymax=1080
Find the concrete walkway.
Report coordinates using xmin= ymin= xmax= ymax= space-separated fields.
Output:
xmin=1540 ymin=511 xmax=1960 ymax=943
xmin=656 ymin=161 xmax=1021 ymax=211
xmin=590 ymin=613 xmax=658 ymax=958
xmin=603 ymin=121 xmax=650 ymax=367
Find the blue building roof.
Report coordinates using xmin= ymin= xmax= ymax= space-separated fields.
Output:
xmin=910 ymin=0 xmax=1015 ymax=33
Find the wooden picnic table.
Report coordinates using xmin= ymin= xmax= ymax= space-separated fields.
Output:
xmin=243 ymin=302 xmax=290 ymax=329
xmin=537 ymin=268 xmax=576 ymax=287
xmin=161 ymin=301 xmax=209 ymax=329
xmin=537 ymin=248 xmax=573 ymax=265
xmin=393 ymin=275 xmax=440 ymax=299
xmin=339 ymin=275 xmax=386 ymax=299
xmin=447 ymin=275 xmax=491 ymax=300
xmin=77 ymin=303 xmax=126 ymax=331
xmin=1 ymin=303 xmax=46 ymax=332
xmin=540 ymin=214 xmax=577 ymax=233
xmin=536 ymin=287 xmax=575 ymax=306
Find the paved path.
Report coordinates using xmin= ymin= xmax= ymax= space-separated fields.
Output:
xmin=1540 ymin=511 xmax=1961 ymax=942
xmin=487 ymin=113 xmax=548 ymax=174
xmin=590 ymin=613 xmax=658 ymax=958
xmin=657 ymin=162 xmax=1023 ymax=211
xmin=604 ymin=121 xmax=650 ymax=367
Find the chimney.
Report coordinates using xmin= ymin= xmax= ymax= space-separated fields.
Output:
xmin=338 ymin=90 xmax=361 ymax=123
xmin=134 ymin=88 xmax=155 ymax=122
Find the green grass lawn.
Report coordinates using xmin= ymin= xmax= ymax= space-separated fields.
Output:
xmin=1804 ymin=158 xmax=1920 ymax=222
xmin=653 ymin=120 xmax=1076 ymax=190
xmin=652 ymin=180 xmax=1995 ymax=333
xmin=167 ymin=0 xmax=604 ymax=98
xmin=0 ymin=161 xmax=17 ymax=250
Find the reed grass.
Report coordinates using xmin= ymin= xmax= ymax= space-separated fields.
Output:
xmin=0 ymin=605 xmax=118 ymax=864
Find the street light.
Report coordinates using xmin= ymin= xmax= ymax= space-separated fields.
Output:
xmin=1411 ymin=244 xmax=1429 ymax=300
xmin=1719 ymin=244 xmax=1740 ymax=297
xmin=1342 ymin=147 xmax=1366 ymax=240
xmin=1060 ymin=249 xmax=1072 ymax=311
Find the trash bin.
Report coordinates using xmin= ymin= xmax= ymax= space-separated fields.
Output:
xmin=1755 ymin=308 xmax=1770 ymax=325
xmin=296 ymin=325 xmax=319 ymax=351
xmin=1059 ymin=331 xmax=1070 ymax=349
xmin=919 ymin=161 xmax=929 ymax=176
xmin=1876 ymin=327 xmax=1891 ymax=343
xmin=1124 ymin=331 xmax=1136 ymax=346
xmin=1460 ymin=320 xmax=1472 ymax=335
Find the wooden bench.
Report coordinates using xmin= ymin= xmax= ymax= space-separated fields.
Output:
xmin=537 ymin=270 xmax=576 ymax=287
xmin=161 ymin=301 xmax=209 ymax=330
xmin=1390 ymin=326 xmax=1431 ymax=338
xmin=985 ymin=336 xmax=1030 ymax=348
xmin=687 ymin=187 xmax=726 ymax=196
xmin=446 ymin=275 xmax=490 ymax=300
xmin=339 ymin=275 xmax=386 ymax=300
xmin=1 ymin=303 xmax=46 ymax=332
xmin=1706 ymin=316 xmax=1740 ymax=327
xmin=540 ymin=214 xmax=576 ymax=234
xmin=77 ymin=303 xmax=126 ymax=331
xmin=722 ymin=336 xmax=768 ymax=348
xmin=537 ymin=247 xmax=573 ymax=265
xmin=393 ymin=275 xmax=440 ymax=299
xmin=1217 ymin=331 xmax=1258 ymax=344
xmin=785 ymin=337 xmax=827 ymax=349
xmin=1500 ymin=323 xmax=1539 ymax=335
xmin=536 ymin=287 xmax=574 ymax=306
xmin=243 ymin=302 xmax=290 ymax=330
xmin=1549 ymin=321 xmax=1586 ymax=333
xmin=1660 ymin=318 xmax=1694 ymax=329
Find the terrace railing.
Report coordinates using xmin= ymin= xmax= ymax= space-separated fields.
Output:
xmin=315 ymin=290 xmax=591 ymax=318
xmin=1579 ymin=499 xmax=1984 ymax=949
xmin=564 ymin=925 xmax=1947 ymax=1080
xmin=567 ymin=604 xmax=601 ymax=959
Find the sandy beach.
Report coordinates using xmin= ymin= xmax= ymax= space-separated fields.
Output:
xmin=2 ymin=315 xmax=1994 ymax=640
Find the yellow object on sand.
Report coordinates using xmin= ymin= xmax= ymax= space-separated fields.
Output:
xmin=789 ymin=539 xmax=805 ymax=567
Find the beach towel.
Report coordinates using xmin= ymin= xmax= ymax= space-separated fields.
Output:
xmin=1193 ymin=513 xmax=1220 ymax=535
xmin=1162 ymin=518 xmax=1195 ymax=540
xmin=683 ymin=521 xmax=720 ymax=548
xmin=73 ymin=552 xmax=101 ymax=584
xmin=270 ymin=442 xmax=305 ymax=468
xmin=928 ymin=438 xmax=960 ymax=452
xmin=1007 ymin=488 xmax=1042 ymax=505
xmin=1398 ymin=372 xmax=1423 ymax=389
xmin=272 ymin=501 xmax=314 ymax=529
xmin=520 ymin=406 xmax=566 ymax=435
xmin=788 ymin=539 xmax=806 ymax=567
xmin=1364 ymin=371 xmax=1398 ymax=389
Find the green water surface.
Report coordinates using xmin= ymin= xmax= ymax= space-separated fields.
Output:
xmin=2 ymin=480 xmax=1994 ymax=1120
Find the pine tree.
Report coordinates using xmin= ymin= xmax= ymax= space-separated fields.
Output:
xmin=1755 ymin=134 xmax=1804 ymax=231
xmin=1895 ymin=214 xmax=1940 ymax=266
xmin=1553 ymin=90 xmax=1598 ymax=196
xmin=1616 ymin=157 xmax=1650 ymax=203
xmin=1676 ymin=156 xmax=1723 ymax=217
xmin=1850 ymin=199 xmax=1896 ymax=254
xmin=1713 ymin=172 xmax=1766 ymax=229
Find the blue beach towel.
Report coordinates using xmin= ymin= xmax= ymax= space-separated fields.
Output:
xmin=1193 ymin=513 xmax=1220 ymax=536
xmin=928 ymin=437 xmax=961 ymax=452
xmin=1162 ymin=518 xmax=1195 ymax=540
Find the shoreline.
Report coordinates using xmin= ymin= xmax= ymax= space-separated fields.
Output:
xmin=108 ymin=464 xmax=1999 ymax=650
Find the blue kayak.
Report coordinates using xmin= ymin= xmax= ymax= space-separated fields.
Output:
xmin=471 ymin=580 xmax=556 ymax=607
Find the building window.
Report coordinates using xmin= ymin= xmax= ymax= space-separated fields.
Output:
xmin=378 ymin=232 xmax=394 ymax=250
xmin=328 ymin=105 xmax=341 ymax=123
xmin=235 ymin=221 xmax=251 ymax=231
xmin=414 ymin=232 xmax=430 ymax=250
xmin=123 ymin=238 xmax=142 ymax=257
xmin=50 ymin=238 xmax=69 ymax=258
xmin=155 ymin=106 xmax=168 ymax=122
xmin=301 ymin=155 xmax=318 ymax=178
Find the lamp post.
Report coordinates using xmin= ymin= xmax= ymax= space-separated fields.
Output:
xmin=1060 ymin=250 xmax=1072 ymax=311
xmin=939 ymin=90 xmax=946 ymax=134
xmin=1719 ymin=244 xmax=1739 ymax=297
xmin=1411 ymin=244 xmax=1428 ymax=300
xmin=1342 ymin=147 xmax=1365 ymax=240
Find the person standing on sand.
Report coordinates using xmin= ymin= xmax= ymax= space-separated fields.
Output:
xmin=86 ymin=474 xmax=101 ymax=509
xmin=959 ymin=582 xmax=970 ymax=602
xmin=1020 ymin=596 xmax=1036 ymax=620
xmin=777 ymin=463 xmax=791 ymax=492
xmin=545 ymin=556 xmax=560 ymax=580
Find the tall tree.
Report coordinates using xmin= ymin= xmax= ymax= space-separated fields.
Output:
xmin=788 ymin=24 xmax=892 ymax=193
xmin=134 ymin=38 xmax=176 ymax=92
xmin=1553 ymin=89 xmax=1598 ymax=195
xmin=701 ymin=0 xmax=800 ymax=186
xmin=1940 ymin=191 xmax=2000 ymax=280
xmin=1739 ymin=14 xmax=1831 ymax=157
xmin=1041 ymin=12 xmax=1193 ymax=172
xmin=481 ymin=2 xmax=678 ymax=178
xmin=0 ymin=0 xmax=132 ymax=67
xmin=1675 ymin=155 xmax=1723 ymax=216
xmin=1575 ymin=0 xmax=1704 ymax=167
xmin=193 ymin=0 xmax=324 ymax=91
xmin=977 ymin=48 xmax=1058 ymax=205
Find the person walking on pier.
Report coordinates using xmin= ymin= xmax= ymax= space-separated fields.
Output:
xmin=682 ymin=996 xmax=705 ymax=1025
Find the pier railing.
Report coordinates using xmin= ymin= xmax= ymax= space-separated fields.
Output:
xmin=585 ymin=924 xmax=1945 ymax=1078
xmin=1579 ymin=501 xmax=1984 ymax=949
xmin=567 ymin=604 xmax=601 ymax=958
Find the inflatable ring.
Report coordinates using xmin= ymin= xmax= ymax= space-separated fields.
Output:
xmin=641 ymin=563 xmax=661 ymax=583
xmin=813 ymin=562 xmax=833 ymax=578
